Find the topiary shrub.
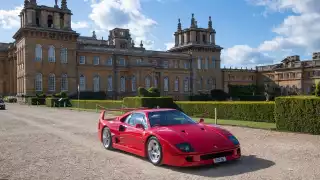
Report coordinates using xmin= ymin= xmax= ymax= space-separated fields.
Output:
xmin=137 ymin=87 xmax=160 ymax=97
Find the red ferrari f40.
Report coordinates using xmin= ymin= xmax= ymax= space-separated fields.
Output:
xmin=97 ymin=108 xmax=241 ymax=167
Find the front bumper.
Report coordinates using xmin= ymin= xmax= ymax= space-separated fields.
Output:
xmin=163 ymin=147 xmax=241 ymax=167
xmin=0 ymin=105 xmax=5 ymax=109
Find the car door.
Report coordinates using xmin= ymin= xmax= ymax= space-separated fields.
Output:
xmin=117 ymin=113 xmax=134 ymax=146
xmin=128 ymin=113 xmax=148 ymax=151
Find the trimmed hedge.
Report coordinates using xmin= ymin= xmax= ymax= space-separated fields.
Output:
xmin=123 ymin=97 xmax=174 ymax=108
xmin=46 ymin=98 xmax=72 ymax=107
xmin=175 ymin=101 xmax=275 ymax=123
xmin=275 ymin=96 xmax=320 ymax=135
xmin=27 ymin=97 xmax=46 ymax=105
xmin=70 ymin=100 xmax=123 ymax=109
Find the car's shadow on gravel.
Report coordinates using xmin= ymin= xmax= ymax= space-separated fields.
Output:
xmin=164 ymin=155 xmax=275 ymax=178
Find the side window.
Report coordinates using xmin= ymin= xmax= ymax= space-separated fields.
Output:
xmin=124 ymin=114 xmax=133 ymax=124
xmin=135 ymin=113 xmax=148 ymax=129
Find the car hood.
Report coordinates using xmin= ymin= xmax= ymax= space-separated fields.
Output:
xmin=0 ymin=103 xmax=4 ymax=105
xmin=152 ymin=124 xmax=236 ymax=153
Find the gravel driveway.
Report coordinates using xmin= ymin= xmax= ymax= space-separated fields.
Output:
xmin=0 ymin=104 xmax=319 ymax=180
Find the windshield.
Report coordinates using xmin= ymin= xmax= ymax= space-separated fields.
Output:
xmin=148 ymin=110 xmax=196 ymax=127
xmin=0 ymin=99 xmax=3 ymax=103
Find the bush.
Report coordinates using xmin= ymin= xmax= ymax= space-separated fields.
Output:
xmin=123 ymin=97 xmax=174 ymax=108
xmin=275 ymin=96 xmax=320 ymax=135
xmin=237 ymin=95 xmax=266 ymax=101
xmin=46 ymin=98 xmax=72 ymax=107
xmin=137 ymin=87 xmax=160 ymax=97
xmin=210 ymin=89 xmax=230 ymax=101
xmin=3 ymin=96 xmax=17 ymax=103
xmin=68 ymin=91 xmax=107 ymax=100
xmin=27 ymin=97 xmax=46 ymax=105
xmin=189 ymin=93 xmax=211 ymax=101
xmin=70 ymin=100 xmax=123 ymax=109
xmin=176 ymin=101 xmax=275 ymax=123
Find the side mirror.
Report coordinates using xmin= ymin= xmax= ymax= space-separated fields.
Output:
xmin=199 ymin=118 xmax=204 ymax=123
xmin=135 ymin=123 xmax=145 ymax=130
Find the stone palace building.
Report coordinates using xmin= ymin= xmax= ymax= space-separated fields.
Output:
xmin=1 ymin=0 xmax=320 ymax=100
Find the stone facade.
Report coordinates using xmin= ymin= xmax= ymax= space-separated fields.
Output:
xmin=1 ymin=0 xmax=320 ymax=99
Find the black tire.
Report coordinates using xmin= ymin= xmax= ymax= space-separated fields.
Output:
xmin=146 ymin=136 xmax=163 ymax=166
xmin=102 ymin=127 xmax=113 ymax=150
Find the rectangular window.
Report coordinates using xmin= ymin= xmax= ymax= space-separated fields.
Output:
xmin=163 ymin=61 xmax=169 ymax=68
xmin=106 ymin=57 xmax=112 ymax=66
xmin=197 ymin=57 xmax=201 ymax=69
xmin=93 ymin=56 xmax=100 ymax=65
xmin=79 ymin=76 xmax=86 ymax=91
xmin=118 ymin=58 xmax=126 ymax=66
xmin=60 ymin=48 xmax=68 ymax=63
xmin=79 ymin=56 xmax=86 ymax=64
xmin=205 ymin=57 xmax=208 ymax=69
xmin=211 ymin=57 xmax=216 ymax=68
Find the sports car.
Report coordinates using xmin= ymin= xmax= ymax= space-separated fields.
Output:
xmin=97 ymin=108 xmax=241 ymax=167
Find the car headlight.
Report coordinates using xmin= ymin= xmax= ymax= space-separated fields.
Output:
xmin=228 ymin=135 xmax=239 ymax=145
xmin=175 ymin=142 xmax=194 ymax=152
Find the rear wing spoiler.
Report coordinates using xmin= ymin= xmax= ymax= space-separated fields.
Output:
xmin=98 ymin=106 xmax=149 ymax=120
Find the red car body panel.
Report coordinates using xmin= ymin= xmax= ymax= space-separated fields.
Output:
xmin=98 ymin=108 xmax=241 ymax=167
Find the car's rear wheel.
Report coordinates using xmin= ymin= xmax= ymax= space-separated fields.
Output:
xmin=102 ymin=127 xmax=113 ymax=150
xmin=147 ymin=136 xmax=163 ymax=166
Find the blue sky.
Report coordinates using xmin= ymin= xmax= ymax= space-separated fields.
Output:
xmin=1 ymin=0 xmax=320 ymax=68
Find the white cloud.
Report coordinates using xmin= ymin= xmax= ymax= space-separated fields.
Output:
xmin=223 ymin=0 xmax=320 ymax=66
xmin=71 ymin=21 xmax=89 ymax=29
xmin=164 ymin=42 xmax=174 ymax=50
xmin=221 ymin=45 xmax=274 ymax=67
xmin=87 ymin=0 xmax=157 ymax=49
xmin=0 ymin=5 xmax=23 ymax=29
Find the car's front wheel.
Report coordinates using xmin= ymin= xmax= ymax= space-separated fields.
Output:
xmin=147 ymin=136 xmax=163 ymax=166
xmin=102 ymin=127 xmax=113 ymax=150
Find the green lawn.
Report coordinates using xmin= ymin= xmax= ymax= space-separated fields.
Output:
xmin=193 ymin=117 xmax=276 ymax=130
xmin=68 ymin=107 xmax=276 ymax=130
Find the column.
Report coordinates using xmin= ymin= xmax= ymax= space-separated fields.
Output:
xmin=54 ymin=12 xmax=60 ymax=29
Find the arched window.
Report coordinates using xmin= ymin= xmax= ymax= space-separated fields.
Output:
xmin=79 ymin=75 xmax=86 ymax=91
xmin=174 ymin=77 xmax=179 ymax=91
xmin=48 ymin=73 xmax=55 ymax=92
xmin=120 ymin=76 xmax=126 ymax=92
xmin=35 ymin=73 xmax=42 ymax=91
xmin=61 ymin=74 xmax=68 ymax=91
xmin=131 ymin=76 xmax=136 ymax=92
xmin=48 ymin=45 xmax=55 ymax=62
xmin=93 ymin=75 xmax=100 ymax=92
xmin=60 ymin=48 xmax=68 ymax=63
xmin=154 ymin=76 xmax=158 ymax=88
xmin=145 ymin=76 xmax=151 ymax=89
xmin=35 ymin=44 xmax=42 ymax=61
xmin=184 ymin=77 xmax=189 ymax=92
xmin=164 ymin=77 xmax=169 ymax=92
xmin=107 ymin=75 xmax=113 ymax=91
